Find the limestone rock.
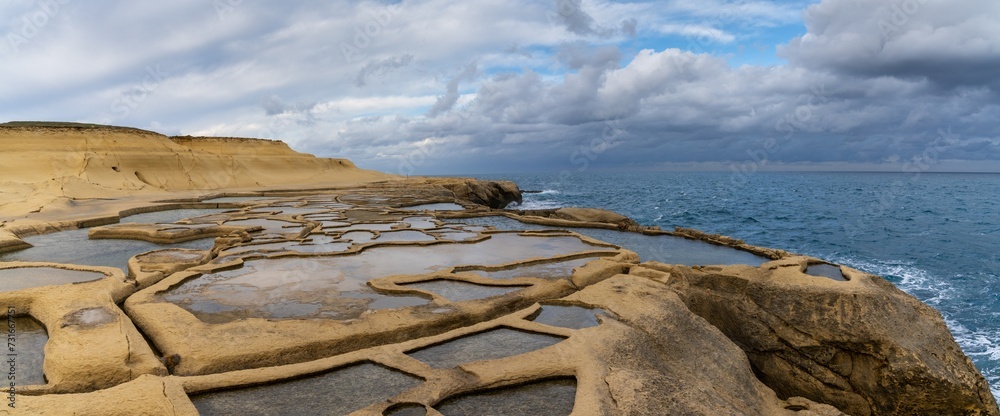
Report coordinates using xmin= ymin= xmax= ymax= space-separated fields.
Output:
xmin=646 ymin=259 xmax=1000 ymax=416
xmin=0 ymin=123 xmax=390 ymax=217
xmin=0 ymin=228 xmax=31 ymax=254
xmin=432 ymin=178 xmax=522 ymax=208
xmin=564 ymin=273 xmax=848 ymax=415
xmin=550 ymin=207 xmax=640 ymax=230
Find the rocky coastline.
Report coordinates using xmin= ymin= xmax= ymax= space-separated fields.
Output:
xmin=0 ymin=124 xmax=996 ymax=415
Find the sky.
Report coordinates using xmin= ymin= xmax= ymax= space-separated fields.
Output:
xmin=1 ymin=0 xmax=998 ymax=174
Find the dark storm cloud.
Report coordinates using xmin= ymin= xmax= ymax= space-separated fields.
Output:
xmin=780 ymin=0 xmax=1000 ymax=88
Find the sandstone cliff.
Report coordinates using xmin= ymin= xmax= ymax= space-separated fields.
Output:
xmin=0 ymin=122 xmax=390 ymax=216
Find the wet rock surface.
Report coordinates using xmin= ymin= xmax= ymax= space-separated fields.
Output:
xmin=0 ymin=180 xmax=994 ymax=415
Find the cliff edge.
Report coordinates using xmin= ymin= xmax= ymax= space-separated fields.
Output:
xmin=0 ymin=122 xmax=390 ymax=216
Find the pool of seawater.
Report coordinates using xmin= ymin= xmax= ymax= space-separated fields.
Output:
xmin=340 ymin=231 xmax=376 ymax=243
xmin=529 ymin=305 xmax=603 ymax=330
xmin=0 ymin=267 xmax=106 ymax=292
xmin=806 ymin=263 xmax=847 ymax=281
xmin=164 ymin=233 xmax=610 ymax=321
xmin=375 ymin=230 xmax=437 ymax=242
xmin=458 ymin=216 xmax=769 ymax=266
xmin=406 ymin=327 xmax=565 ymax=369
xmin=437 ymin=231 xmax=480 ymax=241
xmin=9 ymin=316 xmax=47 ymax=386
xmin=465 ymin=256 xmax=605 ymax=280
xmin=0 ymin=228 xmax=216 ymax=271
xmin=435 ymin=378 xmax=577 ymax=416
xmin=162 ymin=258 xmax=429 ymax=322
xmin=402 ymin=280 xmax=524 ymax=302
xmin=192 ymin=362 xmax=422 ymax=415
xmin=402 ymin=217 xmax=438 ymax=230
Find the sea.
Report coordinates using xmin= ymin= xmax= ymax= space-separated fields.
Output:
xmin=469 ymin=171 xmax=1000 ymax=399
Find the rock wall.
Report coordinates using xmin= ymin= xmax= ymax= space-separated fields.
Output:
xmin=429 ymin=178 xmax=522 ymax=209
xmin=640 ymin=258 xmax=999 ymax=416
xmin=0 ymin=123 xmax=389 ymax=216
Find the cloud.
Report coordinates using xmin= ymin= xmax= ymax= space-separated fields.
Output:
xmin=555 ymin=41 xmax=621 ymax=70
xmin=355 ymin=54 xmax=414 ymax=87
xmin=621 ymin=18 xmax=637 ymax=37
xmin=553 ymin=0 xmax=603 ymax=36
xmin=658 ymin=23 xmax=736 ymax=43
xmin=780 ymin=0 xmax=1000 ymax=87
xmin=426 ymin=62 xmax=478 ymax=118
xmin=0 ymin=0 xmax=997 ymax=174
xmin=260 ymin=95 xmax=289 ymax=116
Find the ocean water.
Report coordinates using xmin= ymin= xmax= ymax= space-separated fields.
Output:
xmin=470 ymin=171 xmax=1000 ymax=399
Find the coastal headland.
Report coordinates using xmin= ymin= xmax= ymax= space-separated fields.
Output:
xmin=0 ymin=123 xmax=996 ymax=415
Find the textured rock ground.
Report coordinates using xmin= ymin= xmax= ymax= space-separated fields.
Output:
xmin=647 ymin=258 xmax=998 ymax=415
xmin=0 ymin=125 xmax=995 ymax=415
xmin=1 ymin=185 xmax=994 ymax=415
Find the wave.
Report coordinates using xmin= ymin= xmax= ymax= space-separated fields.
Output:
xmin=521 ymin=189 xmax=561 ymax=195
xmin=833 ymin=256 xmax=956 ymax=306
xmin=510 ymin=200 xmax=564 ymax=210
xmin=947 ymin=318 xmax=1000 ymax=400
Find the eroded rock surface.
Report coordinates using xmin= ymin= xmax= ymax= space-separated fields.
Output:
xmin=0 ymin=178 xmax=994 ymax=415
xmin=642 ymin=258 xmax=999 ymax=416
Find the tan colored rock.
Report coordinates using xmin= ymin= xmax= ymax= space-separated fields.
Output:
xmin=646 ymin=258 xmax=1000 ymax=416
xmin=562 ymin=274 xmax=847 ymax=415
xmin=88 ymin=222 xmax=249 ymax=244
xmin=0 ymin=229 xmax=31 ymax=254
xmin=0 ymin=123 xmax=391 ymax=217
xmin=429 ymin=178 xmax=522 ymax=208
xmin=551 ymin=207 xmax=638 ymax=229
xmin=0 ymin=262 xmax=166 ymax=394
xmin=0 ymin=374 xmax=196 ymax=415
xmin=0 ymin=132 xmax=992 ymax=414
xmin=130 ymin=249 xmax=213 ymax=277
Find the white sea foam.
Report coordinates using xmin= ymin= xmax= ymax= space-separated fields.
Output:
xmin=511 ymin=200 xmax=563 ymax=210
xmin=835 ymin=257 xmax=956 ymax=306
xmin=947 ymin=318 xmax=1000 ymax=400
